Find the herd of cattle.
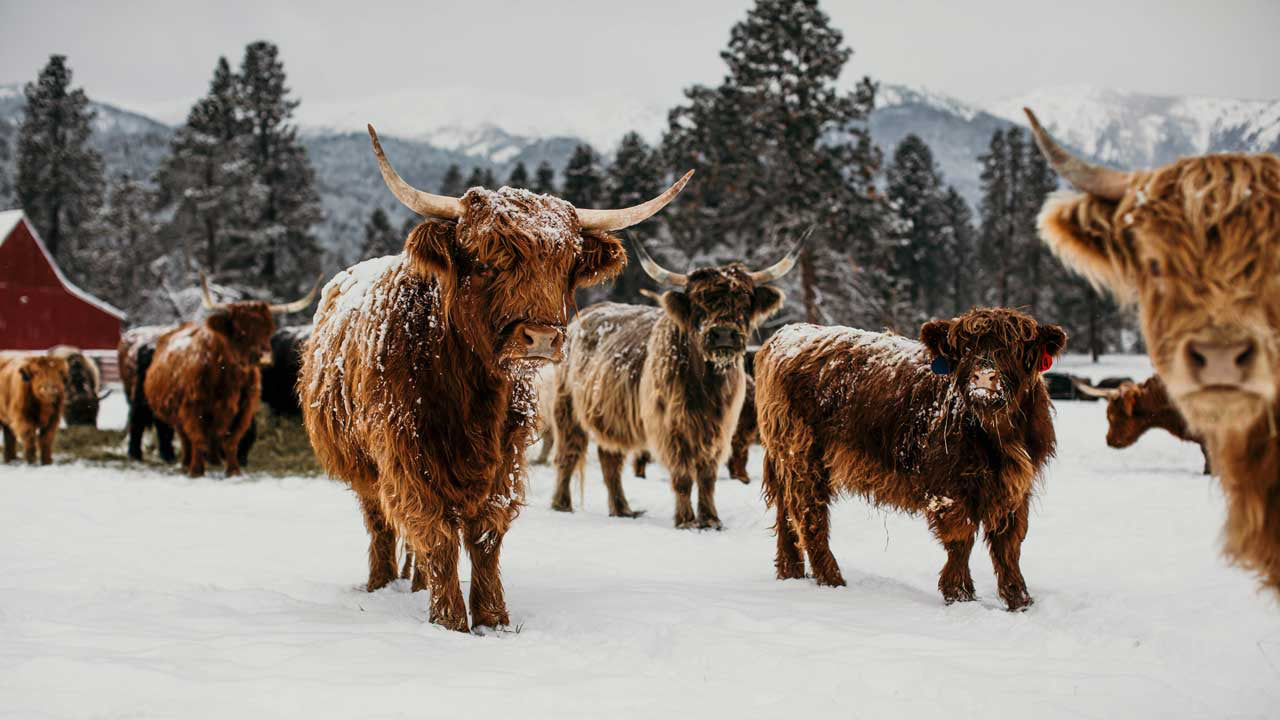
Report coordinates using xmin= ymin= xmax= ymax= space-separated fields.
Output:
xmin=2 ymin=110 xmax=1278 ymax=631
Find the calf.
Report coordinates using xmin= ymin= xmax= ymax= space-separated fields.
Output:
xmin=1074 ymin=376 xmax=1211 ymax=474
xmin=757 ymin=308 xmax=1066 ymax=610
xmin=0 ymin=354 xmax=70 ymax=464
xmin=48 ymin=346 xmax=106 ymax=426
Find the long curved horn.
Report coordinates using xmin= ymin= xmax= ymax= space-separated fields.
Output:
xmin=1072 ymin=378 xmax=1121 ymax=399
xmin=269 ymin=274 xmax=323 ymax=315
xmin=577 ymin=170 xmax=694 ymax=232
xmin=634 ymin=239 xmax=688 ymax=287
xmin=750 ymin=230 xmax=810 ymax=284
xmin=368 ymin=124 xmax=463 ymax=219
xmin=200 ymin=272 xmax=228 ymax=311
xmin=1024 ymin=108 xmax=1131 ymax=201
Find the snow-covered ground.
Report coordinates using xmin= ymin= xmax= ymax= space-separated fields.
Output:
xmin=3 ymin=359 xmax=1278 ymax=719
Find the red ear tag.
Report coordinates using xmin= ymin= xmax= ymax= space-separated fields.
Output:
xmin=1038 ymin=352 xmax=1053 ymax=373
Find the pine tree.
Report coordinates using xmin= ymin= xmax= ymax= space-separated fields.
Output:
xmin=603 ymin=132 xmax=664 ymax=303
xmin=440 ymin=164 xmax=465 ymax=195
xmin=939 ymin=186 xmax=976 ymax=316
xmin=977 ymin=130 xmax=1013 ymax=307
xmin=1018 ymin=145 xmax=1058 ymax=315
xmin=236 ymin=41 xmax=322 ymax=295
xmin=65 ymin=173 xmax=159 ymax=315
xmin=0 ymin=125 xmax=14 ymax=207
xmin=465 ymin=166 xmax=489 ymax=190
xmin=561 ymin=144 xmax=604 ymax=208
xmin=154 ymin=57 xmax=256 ymax=279
xmin=507 ymin=161 xmax=530 ymax=189
xmin=533 ymin=161 xmax=557 ymax=195
xmin=361 ymin=207 xmax=399 ymax=259
xmin=15 ymin=55 xmax=104 ymax=262
xmin=886 ymin=134 xmax=950 ymax=320
xmin=661 ymin=0 xmax=888 ymax=328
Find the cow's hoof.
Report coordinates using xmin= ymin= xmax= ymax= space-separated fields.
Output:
xmin=550 ymin=501 xmax=573 ymax=513
xmin=696 ymin=517 xmax=723 ymax=530
xmin=942 ymin=588 xmax=976 ymax=604
xmin=611 ymin=508 xmax=646 ymax=518
xmin=431 ymin=615 xmax=471 ymax=633
xmin=734 ymin=475 xmax=751 ymax=485
xmin=471 ymin=610 xmax=510 ymax=629
xmin=1002 ymin=590 xmax=1034 ymax=612
xmin=675 ymin=519 xmax=698 ymax=529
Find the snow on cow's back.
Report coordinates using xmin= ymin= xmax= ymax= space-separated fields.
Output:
xmin=765 ymin=323 xmax=928 ymax=368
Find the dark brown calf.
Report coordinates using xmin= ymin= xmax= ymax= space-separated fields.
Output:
xmin=757 ymin=308 xmax=1065 ymax=610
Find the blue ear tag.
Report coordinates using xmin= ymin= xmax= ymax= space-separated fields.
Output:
xmin=931 ymin=356 xmax=951 ymax=375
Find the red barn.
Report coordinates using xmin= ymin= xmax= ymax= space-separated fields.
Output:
xmin=0 ymin=209 xmax=124 ymax=353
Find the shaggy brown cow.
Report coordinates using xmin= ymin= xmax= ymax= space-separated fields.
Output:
xmin=757 ymin=308 xmax=1066 ymax=610
xmin=145 ymin=279 xmax=315 ymax=477
xmin=119 ymin=325 xmax=178 ymax=462
xmin=631 ymin=373 xmax=758 ymax=483
xmin=300 ymin=125 xmax=689 ymax=632
xmin=1074 ymin=375 xmax=1211 ymax=474
xmin=48 ymin=346 xmax=106 ymax=426
xmin=0 ymin=354 xmax=69 ymax=464
xmin=1026 ymin=108 xmax=1280 ymax=594
xmin=550 ymin=240 xmax=798 ymax=528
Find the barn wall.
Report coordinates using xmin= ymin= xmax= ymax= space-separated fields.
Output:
xmin=0 ymin=220 xmax=123 ymax=351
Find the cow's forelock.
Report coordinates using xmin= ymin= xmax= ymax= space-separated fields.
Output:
xmin=675 ymin=265 xmax=758 ymax=365
xmin=937 ymin=309 xmax=1047 ymax=416
xmin=208 ymin=302 xmax=276 ymax=361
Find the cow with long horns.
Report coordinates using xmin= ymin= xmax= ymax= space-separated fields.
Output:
xmin=145 ymin=278 xmax=317 ymax=478
xmin=549 ymin=240 xmax=798 ymax=528
xmin=300 ymin=125 xmax=689 ymax=632
xmin=1074 ymin=375 xmax=1211 ymax=474
xmin=1026 ymin=108 xmax=1280 ymax=594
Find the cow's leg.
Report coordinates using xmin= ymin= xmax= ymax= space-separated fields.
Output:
xmin=551 ymin=392 xmax=586 ymax=513
xmin=632 ymin=451 xmax=650 ymax=478
xmin=533 ymin=434 xmax=553 ymax=465
xmin=793 ymin=470 xmax=844 ymax=587
xmin=1 ymin=422 xmax=15 ymax=462
xmin=237 ymin=418 xmax=257 ymax=469
xmin=985 ymin=498 xmax=1033 ymax=611
xmin=182 ymin=422 xmax=207 ymax=478
xmin=929 ymin=508 xmax=977 ymax=603
xmin=671 ymin=467 xmax=696 ymax=528
xmin=416 ymin=525 xmax=468 ymax=632
xmin=19 ymin=427 xmax=38 ymax=464
xmin=765 ymin=453 xmax=805 ymax=579
xmin=358 ymin=494 xmax=398 ymax=592
xmin=599 ymin=447 xmax=642 ymax=518
xmin=126 ymin=396 xmax=152 ymax=461
xmin=222 ymin=379 xmax=259 ymax=477
xmin=155 ymin=420 xmax=176 ymax=463
xmin=695 ymin=460 xmax=722 ymax=529
xmin=38 ymin=424 xmax=57 ymax=465
xmin=463 ymin=518 xmax=510 ymax=629
xmin=176 ymin=428 xmax=191 ymax=468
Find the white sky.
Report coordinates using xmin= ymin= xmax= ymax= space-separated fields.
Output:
xmin=2 ymin=0 xmax=1276 ymax=127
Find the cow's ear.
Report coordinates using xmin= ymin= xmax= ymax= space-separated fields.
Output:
xmin=660 ymin=291 xmax=692 ymax=329
xmin=751 ymin=285 xmax=785 ymax=325
xmin=575 ymin=232 xmax=626 ymax=288
xmin=1038 ymin=190 xmax=1138 ymax=302
xmin=1120 ymin=386 xmax=1138 ymax=414
xmin=1036 ymin=323 xmax=1068 ymax=358
xmin=920 ymin=319 xmax=953 ymax=359
xmin=206 ymin=311 xmax=233 ymax=336
xmin=404 ymin=220 xmax=456 ymax=280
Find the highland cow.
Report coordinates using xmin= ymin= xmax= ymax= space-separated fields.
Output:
xmin=1074 ymin=375 xmax=1211 ymax=474
xmin=757 ymin=308 xmax=1066 ymax=610
xmin=47 ymin=346 xmax=106 ymax=427
xmin=118 ymin=325 xmax=178 ymax=462
xmin=300 ymin=125 xmax=689 ymax=632
xmin=0 ymin=354 xmax=69 ymax=464
xmin=260 ymin=324 xmax=311 ymax=416
xmin=550 ymin=240 xmax=798 ymax=528
xmin=1026 ymin=108 xmax=1280 ymax=594
xmin=145 ymin=279 xmax=315 ymax=477
xmin=631 ymin=373 xmax=758 ymax=484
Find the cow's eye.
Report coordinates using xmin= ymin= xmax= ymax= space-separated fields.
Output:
xmin=1147 ymin=259 xmax=1162 ymax=278
xmin=474 ymin=264 xmax=496 ymax=278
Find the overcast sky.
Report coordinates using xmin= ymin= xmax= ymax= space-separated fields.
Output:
xmin=2 ymin=0 xmax=1276 ymax=127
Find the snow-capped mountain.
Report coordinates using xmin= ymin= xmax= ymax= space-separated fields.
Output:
xmin=986 ymin=85 xmax=1280 ymax=170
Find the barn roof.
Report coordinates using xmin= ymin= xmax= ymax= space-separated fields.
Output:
xmin=0 ymin=209 xmax=126 ymax=320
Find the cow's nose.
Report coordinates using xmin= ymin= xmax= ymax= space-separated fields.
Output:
xmin=521 ymin=324 xmax=564 ymax=359
xmin=1186 ymin=339 xmax=1255 ymax=387
xmin=707 ymin=326 xmax=744 ymax=350
xmin=971 ymin=367 xmax=999 ymax=391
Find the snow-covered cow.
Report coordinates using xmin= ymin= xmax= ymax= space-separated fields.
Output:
xmin=1026 ymin=108 xmax=1280 ymax=595
xmin=756 ymin=308 xmax=1066 ymax=610
xmin=300 ymin=125 xmax=689 ymax=632
xmin=550 ymin=240 xmax=798 ymax=528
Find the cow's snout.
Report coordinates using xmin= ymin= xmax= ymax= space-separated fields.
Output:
xmin=971 ymin=367 xmax=1000 ymax=394
xmin=706 ymin=325 xmax=745 ymax=352
xmin=1184 ymin=338 xmax=1255 ymax=388
xmin=519 ymin=324 xmax=564 ymax=360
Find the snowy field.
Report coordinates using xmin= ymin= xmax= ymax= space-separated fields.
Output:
xmin=3 ymin=357 xmax=1279 ymax=719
